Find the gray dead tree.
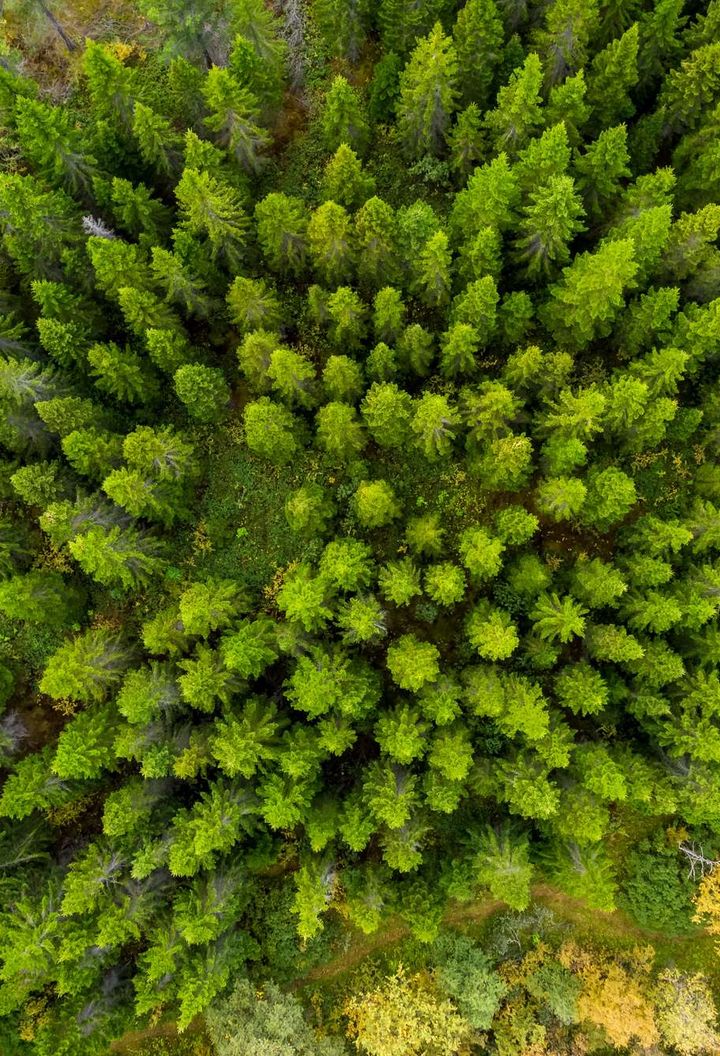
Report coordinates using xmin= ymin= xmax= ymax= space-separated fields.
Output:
xmin=679 ymin=841 xmax=720 ymax=880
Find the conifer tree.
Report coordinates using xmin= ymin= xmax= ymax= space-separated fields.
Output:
xmin=544 ymin=70 xmax=590 ymax=146
xmin=453 ymin=0 xmax=504 ymax=109
xmin=83 ymin=40 xmax=136 ymax=128
xmin=448 ymin=105 xmax=484 ymax=181
xmin=227 ymin=276 xmax=282 ymax=334
xmin=343 ymin=195 xmax=397 ymax=292
xmin=133 ymin=102 xmax=183 ymax=181
xmin=315 ymin=0 xmax=373 ymax=61
xmin=322 ymin=76 xmax=370 ymax=154
xmin=15 ymin=97 xmax=96 ymax=196
xmin=255 ymin=192 xmax=309 ymax=276
xmin=379 ymin=0 xmax=446 ymax=56
xmin=545 ymin=239 xmax=638 ymax=349
xmin=174 ymin=364 xmax=230 ymax=422
xmin=203 ymin=68 xmax=270 ymax=173
xmin=484 ymin=53 xmax=543 ymax=156
xmin=586 ymin=24 xmax=640 ymax=132
xmin=244 ymin=398 xmax=300 ymax=463
xmin=69 ymin=524 xmax=167 ymax=590
xmin=413 ymin=230 xmax=453 ymax=307
xmin=514 ymin=175 xmax=585 ymax=279
xmin=322 ymin=144 xmax=376 ymax=210
xmin=396 ymin=24 xmax=459 ymax=159
xmin=308 ymin=202 xmax=355 ymax=286
xmin=373 ymin=287 xmax=406 ymax=345
xmin=139 ymin=0 xmax=241 ymax=66
xmin=534 ymin=0 xmax=599 ymax=87
xmin=175 ymin=168 xmax=249 ymax=270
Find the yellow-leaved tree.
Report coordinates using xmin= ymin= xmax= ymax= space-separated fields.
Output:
xmin=655 ymin=969 xmax=720 ymax=1056
xmin=343 ymin=966 xmax=475 ymax=1056
xmin=559 ymin=942 xmax=659 ymax=1050
xmin=694 ymin=867 xmax=720 ymax=936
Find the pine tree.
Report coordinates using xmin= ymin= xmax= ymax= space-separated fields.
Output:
xmin=453 ymin=0 xmax=504 ymax=109
xmin=267 ymin=347 xmax=317 ymax=408
xmin=82 ymin=40 xmax=136 ymax=129
xmin=411 ymin=393 xmax=461 ymax=458
xmin=132 ymin=102 xmax=183 ymax=181
xmin=386 ymin=634 xmax=440 ymax=692
xmin=575 ymin=125 xmax=632 ymax=220
xmin=636 ymin=0 xmax=686 ymax=95
xmin=514 ymin=175 xmax=585 ymax=279
xmin=0 ymin=173 xmax=79 ymax=280
xmin=514 ymin=121 xmax=572 ymax=192
xmin=373 ymin=287 xmax=406 ymax=344
xmin=316 ymin=402 xmax=367 ymax=461
xmin=322 ymin=76 xmax=370 ymax=154
xmin=314 ymin=0 xmax=373 ymax=61
xmin=412 ymin=230 xmax=453 ymax=307
xmin=255 ymin=192 xmax=309 ymax=276
xmin=308 ymin=202 xmax=355 ymax=286
xmin=484 ymin=53 xmax=543 ymax=156
xmin=545 ymin=239 xmax=638 ymax=349
xmin=354 ymin=196 xmax=401 ymax=289
xmin=285 ymin=483 xmax=335 ymax=536
xmin=451 ymin=276 xmax=499 ymax=339
xmin=399 ymin=323 xmax=435 ymax=375
xmin=236 ymin=329 xmax=278 ymax=391
xmin=544 ymin=70 xmax=590 ymax=146
xmin=534 ymin=0 xmax=600 ymax=87
xmin=586 ymin=24 xmax=639 ymax=132
xmin=174 ymin=364 xmax=230 ymax=422
xmin=327 ymin=287 xmax=367 ymax=349
xmin=244 ymin=397 xmax=300 ymax=463
xmin=379 ymin=558 xmax=423 ymax=606
xmin=323 ymin=355 xmax=364 ymax=402
xmin=361 ymin=382 xmax=413 ymax=447
xmin=151 ymin=247 xmax=211 ymax=319
xmin=40 ymin=629 xmax=132 ymax=703
xmin=87 ymin=342 xmax=159 ymax=405
xmin=203 ymin=68 xmax=270 ymax=173
xmin=229 ymin=14 xmax=286 ymax=111
xmin=369 ymin=50 xmax=404 ymax=124
xmin=440 ymin=323 xmax=479 ymax=376
xmin=227 ymin=276 xmax=282 ymax=334
xmin=449 ymin=153 xmax=519 ymax=243
xmin=448 ymin=105 xmax=484 ymax=181
xmin=175 ymin=168 xmax=249 ymax=271
xmin=15 ymin=97 xmax=96 ymax=196
xmin=379 ymin=0 xmax=447 ymax=56
xmin=354 ymin=479 xmax=401 ymax=528
xmin=660 ymin=42 xmax=720 ymax=137
xmin=69 ymin=523 xmax=166 ymax=590
xmin=396 ymin=24 xmax=459 ymax=159
xmin=62 ymin=429 xmax=123 ymax=480
xmin=139 ymin=0 xmax=242 ymax=66
xmin=322 ymin=143 xmax=376 ymax=210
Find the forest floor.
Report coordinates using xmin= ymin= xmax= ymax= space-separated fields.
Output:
xmin=299 ymin=884 xmax=718 ymax=987
xmin=110 ymin=887 xmax=718 ymax=1054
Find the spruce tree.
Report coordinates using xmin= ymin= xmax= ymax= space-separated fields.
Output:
xmin=453 ymin=0 xmax=504 ymax=109
xmin=396 ymin=23 xmax=459 ymax=159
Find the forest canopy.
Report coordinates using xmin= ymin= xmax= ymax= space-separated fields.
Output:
xmin=2 ymin=0 xmax=720 ymax=1053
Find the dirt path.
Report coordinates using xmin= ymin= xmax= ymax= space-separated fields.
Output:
xmin=110 ymin=886 xmax=718 ymax=1050
xmin=298 ymin=884 xmax=717 ymax=987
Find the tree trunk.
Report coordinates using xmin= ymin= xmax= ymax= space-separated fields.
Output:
xmin=37 ymin=0 xmax=78 ymax=51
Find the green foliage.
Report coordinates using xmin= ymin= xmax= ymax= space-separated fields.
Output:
xmin=174 ymin=364 xmax=230 ymax=421
xmin=397 ymin=23 xmax=458 ymax=158
xmin=386 ymin=634 xmax=440 ymax=691
xmin=322 ymin=76 xmax=369 ymax=154
xmin=4 ymin=11 xmax=720 ymax=1048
